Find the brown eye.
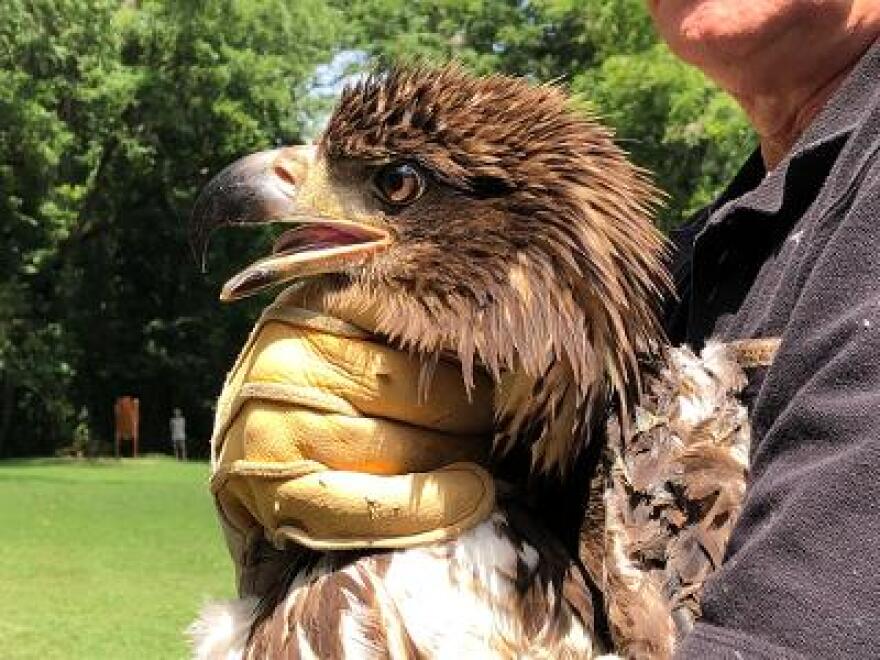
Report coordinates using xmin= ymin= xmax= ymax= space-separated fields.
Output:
xmin=374 ymin=163 xmax=425 ymax=206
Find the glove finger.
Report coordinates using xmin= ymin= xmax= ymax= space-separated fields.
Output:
xmin=268 ymin=463 xmax=496 ymax=550
xmin=244 ymin=320 xmax=494 ymax=435
xmin=224 ymin=399 xmax=490 ymax=474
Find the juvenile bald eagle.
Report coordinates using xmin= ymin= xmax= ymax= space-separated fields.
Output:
xmin=190 ymin=66 xmax=757 ymax=659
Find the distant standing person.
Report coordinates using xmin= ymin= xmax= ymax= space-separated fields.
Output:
xmin=170 ymin=408 xmax=187 ymax=461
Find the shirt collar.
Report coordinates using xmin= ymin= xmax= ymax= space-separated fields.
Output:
xmin=704 ymin=38 xmax=880 ymax=228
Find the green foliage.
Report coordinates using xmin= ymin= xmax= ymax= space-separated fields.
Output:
xmin=0 ymin=0 xmax=343 ymax=456
xmin=0 ymin=0 xmax=126 ymax=454
xmin=578 ymin=43 xmax=754 ymax=227
xmin=337 ymin=0 xmax=599 ymax=77
xmin=0 ymin=0 xmax=754 ymax=457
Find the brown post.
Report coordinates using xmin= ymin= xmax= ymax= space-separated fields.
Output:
xmin=114 ymin=396 xmax=140 ymax=458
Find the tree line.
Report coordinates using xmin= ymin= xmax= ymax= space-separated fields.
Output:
xmin=0 ymin=0 xmax=754 ymax=458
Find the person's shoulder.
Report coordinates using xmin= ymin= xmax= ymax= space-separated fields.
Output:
xmin=828 ymin=86 xmax=880 ymax=207
xmin=855 ymin=137 xmax=880 ymax=197
xmin=851 ymin=152 xmax=880 ymax=220
xmin=820 ymin=136 xmax=880 ymax=240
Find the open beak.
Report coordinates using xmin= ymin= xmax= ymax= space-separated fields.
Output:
xmin=190 ymin=146 xmax=390 ymax=301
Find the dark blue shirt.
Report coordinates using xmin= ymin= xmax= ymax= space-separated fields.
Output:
xmin=670 ymin=40 xmax=880 ymax=660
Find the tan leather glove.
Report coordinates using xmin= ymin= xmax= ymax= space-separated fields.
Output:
xmin=209 ymin=288 xmax=496 ymax=595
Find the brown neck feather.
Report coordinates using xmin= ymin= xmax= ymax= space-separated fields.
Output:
xmin=294 ymin=207 xmax=669 ymax=476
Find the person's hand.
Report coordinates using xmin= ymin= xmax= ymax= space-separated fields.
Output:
xmin=209 ymin=288 xmax=496 ymax=595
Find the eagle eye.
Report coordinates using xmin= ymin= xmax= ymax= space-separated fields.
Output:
xmin=374 ymin=163 xmax=426 ymax=206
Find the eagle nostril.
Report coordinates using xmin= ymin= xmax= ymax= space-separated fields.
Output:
xmin=272 ymin=150 xmax=308 ymax=188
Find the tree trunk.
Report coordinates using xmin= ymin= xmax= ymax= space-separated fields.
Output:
xmin=0 ymin=373 xmax=15 ymax=458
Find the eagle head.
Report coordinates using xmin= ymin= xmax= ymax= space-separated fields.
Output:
xmin=191 ymin=65 xmax=669 ymax=474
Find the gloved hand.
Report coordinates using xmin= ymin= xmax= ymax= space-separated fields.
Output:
xmin=209 ymin=287 xmax=497 ymax=596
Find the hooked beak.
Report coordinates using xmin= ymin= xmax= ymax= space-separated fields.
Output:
xmin=190 ymin=146 xmax=390 ymax=301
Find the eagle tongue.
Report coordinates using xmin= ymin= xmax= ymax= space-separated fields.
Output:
xmin=272 ymin=225 xmax=371 ymax=256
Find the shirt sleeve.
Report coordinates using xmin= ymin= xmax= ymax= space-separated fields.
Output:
xmin=676 ymin=165 xmax=880 ymax=658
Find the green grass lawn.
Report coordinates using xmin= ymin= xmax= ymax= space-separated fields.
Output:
xmin=0 ymin=457 xmax=235 ymax=659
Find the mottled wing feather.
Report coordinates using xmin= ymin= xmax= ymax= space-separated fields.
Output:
xmin=593 ymin=342 xmax=751 ymax=659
